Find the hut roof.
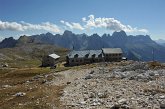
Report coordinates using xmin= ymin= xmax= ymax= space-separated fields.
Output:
xmin=49 ymin=53 xmax=60 ymax=59
xmin=68 ymin=50 xmax=103 ymax=58
xmin=102 ymin=48 xmax=122 ymax=54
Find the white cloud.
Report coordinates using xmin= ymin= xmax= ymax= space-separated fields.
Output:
xmin=82 ymin=17 xmax=86 ymax=22
xmin=138 ymin=29 xmax=148 ymax=33
xmin=0 ymin=20 xmax=23 ymax=31
xmin=60 ymin=15 xmax=148 ymax=33
xmin=60 ymin=20 xmax=65 ymax=24
xmin=72 ymin=23 xmax=84 ymax=30
xmin=0 ymin=20 xmax=61 ymax=33
xmin=60 ymin=20 xmax=84 ymax=30
xmin=82 ymin=15 xmax=148 ymax=33
xmin=0 ymin=15 xmax=148 ymax=35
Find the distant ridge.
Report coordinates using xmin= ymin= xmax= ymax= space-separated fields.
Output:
xmin=0 ymin=37 xmax=17 ymax=48
xmin=0 ymin=30 xmax=165 ymax=62
xmin=155 ymin=39 xmax=165 ymax=47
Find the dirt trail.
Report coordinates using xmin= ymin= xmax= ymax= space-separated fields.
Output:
xmin=51 ymin=68 xmax=93 ymax=86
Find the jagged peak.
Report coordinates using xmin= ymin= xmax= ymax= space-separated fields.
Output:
xmin=2 ymin=37 xmax=15 ymax=41
xmin=18 ymin=35 xmax=28 ymax=40
xmin=17 ymin=35 xmax=34 ymax=44
xmin=91 ymin=33 xmax=100 ymax=37
xmin=112 ymin=30 xmax=127 ymax=37
xmin=63 ymin=30 xmax=73 ymax=36
xmin=0 ymin=37 xmax=17 ymax=48
xmin=102 ymin=33 xmax=111 ymax=37
xmin=45 ymin=32 xmax=53 ymax=36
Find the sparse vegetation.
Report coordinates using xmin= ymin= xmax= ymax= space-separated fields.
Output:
xmin=148 ymin=61 xmax=164 ymax=69
xmin=0 ymin=66 xmax=65 ymax=109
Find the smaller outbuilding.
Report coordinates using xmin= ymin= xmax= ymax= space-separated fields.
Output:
xmin=42 ymin=53 xmax=60 ymax=67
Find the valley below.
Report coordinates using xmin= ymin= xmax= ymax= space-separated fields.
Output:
xmin=0 ymin=61 xmax=165 ymax=109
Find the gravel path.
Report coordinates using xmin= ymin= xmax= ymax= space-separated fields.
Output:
xmin=51 ymin=68 xmax=94 ymax=86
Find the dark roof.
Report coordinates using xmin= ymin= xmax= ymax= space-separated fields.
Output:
xmin=102 ymin=48 xmax=122 ymax=54
xmin=67 ymin=50 xmax=103 ymax=58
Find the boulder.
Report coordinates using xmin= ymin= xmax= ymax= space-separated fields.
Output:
xmin=15 ymin=92 xmax=26 ymax=97
xmin=85 ymin=75 xmax=93 ymax=80
xmin=118 ymin=98 xmax=127 ymax=104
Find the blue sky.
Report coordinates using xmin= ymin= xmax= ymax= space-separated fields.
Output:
xmin=0 ymin=0 xmax=165 ymax=40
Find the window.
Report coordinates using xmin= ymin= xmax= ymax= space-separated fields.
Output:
xmin=98 ymin=54 xmax=102 ymax=58
xmin=92 ymin=54 xmax=96 ymax=58
xmin=71 ymin=59 xmax=74 ymax=62
xmin=85 ymin=54 xmax=89 ymax=58
xmin=74 ymin=54 xmax=78 ymax=58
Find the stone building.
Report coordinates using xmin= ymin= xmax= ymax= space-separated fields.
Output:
xmin=66 ymin=48 xmax=123 ymax=66
xmin=66 ymin=50 xmax=104 ymax=66
xmin=102 ymin=48 xmax=122 ymax=62
xmin=42 ymin=53 xmax=60 ymax=67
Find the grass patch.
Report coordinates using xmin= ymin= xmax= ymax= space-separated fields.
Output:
xmin=0 ymin=69 xmax=13 ymax=75
xmin=148 ymin=61 xmax=161 ymax=68
xmin=3 ymin=68 xmax=50 ymax=78
xmin=0 ymin=67 xmax=51 ymax=86
xmin=0 ymin=83 xmax=65 ymax=109
xmin=1 ymin=59 xmax=41 ymax=68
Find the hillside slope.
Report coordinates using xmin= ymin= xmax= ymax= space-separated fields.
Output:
xmin=0 ymin=42 xmax=68 ymax=68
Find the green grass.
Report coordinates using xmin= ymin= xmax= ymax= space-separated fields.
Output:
xmin=3 ymin=68 xmax=50 ymax=78
xmin=0 ymin=69 xmax=13 ymax=75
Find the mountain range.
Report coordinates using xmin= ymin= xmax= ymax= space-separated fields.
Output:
xmin=0 ymin=30 xmax=165 ymax=62
xmin=155 ymin=39 xmax=165 ymax=47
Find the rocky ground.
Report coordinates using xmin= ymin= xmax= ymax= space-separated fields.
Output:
xmin=59 ymin=61 xmax=165 ymax=109
xmin=1 ymin=61 xmax=165 ymax=109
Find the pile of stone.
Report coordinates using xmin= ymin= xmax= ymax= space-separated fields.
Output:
xmin=108 ymin=62 xmax=165 ymax=82
xmin=89 ymin=61 xmax=165 ymax=82
xmin=60 ymin=61 xmax=165 ymax=109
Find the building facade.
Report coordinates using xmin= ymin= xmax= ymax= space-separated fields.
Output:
xmin=102 ymin=48 xmax=122 ymax=62
xmin=66 ymin=50 xmax=104 ymax=66
xmin=66 ymin=48 xmax=123 ymax=66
